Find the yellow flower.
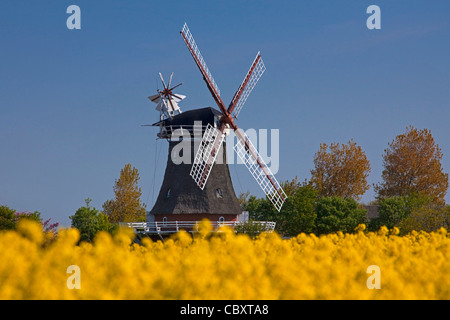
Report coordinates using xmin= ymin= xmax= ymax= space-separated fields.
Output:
xmin=0 ymin=220 xmax=449 ymax=300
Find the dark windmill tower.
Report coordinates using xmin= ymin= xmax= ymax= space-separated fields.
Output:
xmin=147 ymin=24 xmax=287 ymax=227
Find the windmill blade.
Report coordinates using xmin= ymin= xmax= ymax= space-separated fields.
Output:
xmin=170 ymin=93 xmax=186 ymax=102
xmin=168 ymin=72 xmax=174 ymax=88
xmin=180 ymin=23 xmax=228 ymax=115
xmin=148 ymin=94 xmax=161 ymax=103
xmin=169 ymin=83 xmax=183 ymax=91
xmin=159 ymin=72 xmax=167 ymax=89
xmin=228 ymin=52 xmax=266 ymax=119
xmin=190 ymin=123 xmax=226 ymax=190
xmin=155 ymin=97 xmax=166 ymax=112
xmin=233 ymin=128 xmax=287 ymax=212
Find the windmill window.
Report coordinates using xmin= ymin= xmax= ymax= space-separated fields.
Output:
xmin=166 ymin=188 xmax=171 ymax=198
xmin=216 ymin=188 xmax=223 ymax=199
xmin=219 ymin=216 xmax=225 ymax=223
xmin=162 ymin=217 xmax=167 ymax=226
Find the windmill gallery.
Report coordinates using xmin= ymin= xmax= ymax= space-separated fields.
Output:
xmin=123 ymin=24 xmax=287 ymax=238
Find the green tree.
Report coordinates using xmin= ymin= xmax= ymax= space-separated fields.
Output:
xmin=0 ymin=205 xmax=16 ymax=230
xmin=0 ymin=206 xmax=50 ymax=230
xmin=315 ymin=196 xmax=367 ymax=234
xmin=103 ymin=163 xmax=147 ymax=223
xmin=369 ymin=193 xmax=434 ymax=231
xmin=279 ymin=183 xmax=318 ymax=236
xmin=243 ymin=178 xmax=318 ymax=237
xmin=70 ymin=198 xmax=114 ymax=243
xmin=369 ymin=196 xmax=409 ymax=230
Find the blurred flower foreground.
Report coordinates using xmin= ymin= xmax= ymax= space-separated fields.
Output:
xmin=1 ymin=219 xmax=449 ymax=299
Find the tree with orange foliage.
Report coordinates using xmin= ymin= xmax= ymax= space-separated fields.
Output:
xmin=310 ymin=139 xmax=371 ymax=200
xmin=374 ymin=126 xmax=449 ymax=203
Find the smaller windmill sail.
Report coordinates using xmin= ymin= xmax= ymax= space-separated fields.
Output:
xmin=234 ymin=129 xmax=287 ymax=212
xmin=149 ymin=73 xmax=185 ymax=120
xmin=190 ymin=123 xmax=226 ymax=190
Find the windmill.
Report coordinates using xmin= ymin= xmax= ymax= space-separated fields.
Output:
xmin=180 ymin=23 xmax=287 ymax=212
xmin=148 ymin=72 xmax=185 ymax=120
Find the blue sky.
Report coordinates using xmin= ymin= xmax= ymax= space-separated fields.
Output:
xmin=1 ymin=1 xmax=449 ymax=226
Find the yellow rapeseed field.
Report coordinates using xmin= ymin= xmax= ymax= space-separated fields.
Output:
xmin=0 ymin=219 xmax=449 ymax=300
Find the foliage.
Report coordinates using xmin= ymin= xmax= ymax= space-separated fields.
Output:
xmin=70 ymin=198 xmax=115 ymax=243
xmin=0 ymin=205 xmax=17 ymax=230
xmin=315 ymin=196 xmax=367 ymax=234
xmin=0 ymin=205 xmax=59 ymax=236
xmin=369 ymin=196 xmax=410 ymax=231
xmin=399 ymin=204 xmax=450 ymax=234
xmin=374 ymin=126 xmax=449 ymax=203
xmin=310 ymin=139 xmax=371 ymax=200
xmin=237 ymin=190 xmax=251 ymax=207
xmin=242 ymin=178 xmax=318 ymax=237
xmin=244 ymin=178 xmax=371 ymax=236
xmin=278 ymin=182 xmax=317 ymax=236
xmin=1 ymin=219 xmax=450 ymax=299
xmin=14 ymin=211 xmax=42 ymax=224
xmin=233 ymin=219 xmax=274 ymax=238
xmin=368 ymin=194 xmax=434 ymax=231
xmin=243 ymin=195 xmax=276 ymax=227
xmin=103 ymin=163 xmax=147 ymax=223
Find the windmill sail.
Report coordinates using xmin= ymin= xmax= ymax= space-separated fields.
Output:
xmin=181 ymin=23 xmax=287 ymax=212
xmin=190 ymin=123 xmax=226 ymax=190
xmin=228 ymin=52 xmax=266 ymax=119
xmin=180 ymin=23 xmax=227 ymax=115
xmin=234 ymin=129 xmax=286 ymax=212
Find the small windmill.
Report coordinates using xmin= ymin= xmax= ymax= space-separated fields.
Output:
xmin=180 ymin=23 xmax=287 ymax=212
xmin=148 ymin=72 xmax=185 ymax=121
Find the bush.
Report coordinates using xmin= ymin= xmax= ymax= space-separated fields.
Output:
xmin=315 ymin=196 xmax=367 ymax=234
xmin=399 ymin=205 xmax=450 ymax=234
xmin=368 ymin=194 xmax=444 ymax=233
xmin=369 ymin=196 xmax=409 ymax=231
xmin=69 ymin=199 xmax=115 ymax=243
xmin=233 ymin=220 xmax=275 ymax=238
xmin=243 ymin=183 xmax=318 ymax=237
xmin=0 ymin=205 xmax=58 ymax=235
xmin=0 ymin=205 xmax=16 ymax=230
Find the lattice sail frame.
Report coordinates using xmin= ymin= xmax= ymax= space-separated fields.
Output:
xmin=190 ymin=123 xmax=226 ymax=190
xmin=181 ymin=23 xmax=221 ymax=97
xmin=181 ymin=23 xmax=287 ymax=211
xmin=234 ymin=130 xmax=287 ymax=212
xmin=231 ymin=53 xmax=266 ymax=119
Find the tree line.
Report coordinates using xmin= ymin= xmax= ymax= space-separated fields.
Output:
xmin=241 ymin=125 xmax=450 ymax=236
xmin=1 ymin=125 xmax=448 ymax=240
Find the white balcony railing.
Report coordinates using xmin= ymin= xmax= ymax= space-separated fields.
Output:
xmin=120 ymin=220 xmax=276 ymax=235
